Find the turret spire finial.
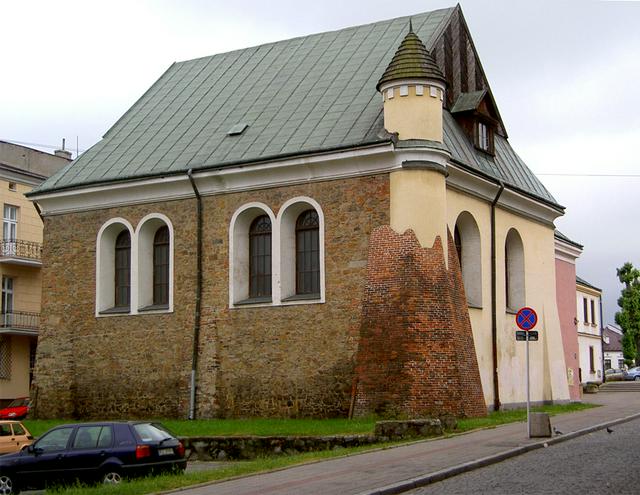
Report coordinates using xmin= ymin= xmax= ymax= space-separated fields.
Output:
xmin=409 ymin=18 xmax=413 ymax=33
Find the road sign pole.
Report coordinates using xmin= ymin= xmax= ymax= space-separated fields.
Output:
xmin=516 ymin=306 xmax=537 ymax=440
xmin=526 ymin=329 xmax=530 ymax=438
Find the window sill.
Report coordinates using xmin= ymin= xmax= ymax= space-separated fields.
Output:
xmin=235 ymin=296 xmax=273 ymax=306
xmin=468 ymin=303 xmax=483 ymax=310
xmin=506 ymin=308 xmax=518 ymax=315
xmin=99 ymin=307 xmax=130 ymax=315
xmin=139 ymin=304 xmax=170 ymax=312
xmin=282 ymin=293 xmax=321 ymax=302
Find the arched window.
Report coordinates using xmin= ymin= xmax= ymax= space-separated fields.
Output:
xmin=153 ymin=226 xmax=169 ymax=306
xmin=454 ymin=212 xmax=482 ymax=307
xmin=114 ymin=230 xmax=131 ymax=309
xmin=249 ymin=215 xmax=272 ymax=298
xmin=296 ymin=210 xmax=320 ymax=295
xmin=505 ymin=228 xmax=525 ymax=311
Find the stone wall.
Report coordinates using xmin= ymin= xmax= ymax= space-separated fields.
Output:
xmin=33 ymin=174 xmax=390 ymax=419
xmin=353 ymin=226 xmax=486 ymax=418
xmin=182 ymin=419 xmax=443 ymax=461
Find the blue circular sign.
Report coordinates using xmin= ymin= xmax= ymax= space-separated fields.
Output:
xmin=516 ymin=307 xmax=538 ymax=330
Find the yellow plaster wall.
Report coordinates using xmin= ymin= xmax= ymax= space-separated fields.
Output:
xmin=0 ymin=265 xmax=42 ymax=312
xmin=1 ymin=336 xmax=32 ymax=399
xmin=0 ymin=178 xmax=43 ymax=400
xmin=494 ymin=210 xmax=569 ymax=405
xmin=446 ymin=189 xmax=494 ymax=405
xmin=390 ymin=168 xmax=447 ymax=259
xmin=446 ymin=187 xmax=570 ymax=407
xmin=383 ymin=85 xmax=443 ymax=142
xmin=0 ymin=181 xmax=43 ymax=243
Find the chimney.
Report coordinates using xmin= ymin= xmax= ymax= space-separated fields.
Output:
xmin=54 ymin=138 xmax=73 ymax=160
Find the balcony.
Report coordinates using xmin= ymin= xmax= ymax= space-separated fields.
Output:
xmin=0 ymin=240 xmax=42 ymax=267
xmin=0 ymin=311 xmax=40 ymax=337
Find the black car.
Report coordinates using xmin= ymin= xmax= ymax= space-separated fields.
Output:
xmin=0 ymin=421 xmax=186 ymax=494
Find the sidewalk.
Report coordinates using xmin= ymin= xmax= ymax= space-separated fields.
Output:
xmin=172 ymin=390 xmax=640 ymax=495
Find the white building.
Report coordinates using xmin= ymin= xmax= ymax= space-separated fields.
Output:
xmin=576 ymin=276 xmax=603 ymax=384
xmin=603 ymin=324 xmax=625 ymax=371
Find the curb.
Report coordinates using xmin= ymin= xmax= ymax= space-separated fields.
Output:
xmin=357 ymin=411 xmax=640 ymax=495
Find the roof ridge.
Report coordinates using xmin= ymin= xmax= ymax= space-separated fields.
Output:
xmin=174 ymin=7 xmax=457 ymax=66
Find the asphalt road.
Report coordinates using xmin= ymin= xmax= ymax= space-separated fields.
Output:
xmin=406 ymin=416 xmax=640 ymax=495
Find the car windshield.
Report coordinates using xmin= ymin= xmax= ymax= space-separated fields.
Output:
xmin=7 ymin=398 xmax=28 ymax=408
xmin=133 ymin=423 xmax=174 ymax=442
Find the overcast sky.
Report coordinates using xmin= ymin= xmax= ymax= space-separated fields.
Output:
xmin=2 ymin=0 xmax=638 ymax=324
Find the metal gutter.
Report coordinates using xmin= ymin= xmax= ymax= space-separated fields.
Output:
xmin=491 ymin=181 xmax=505 ymax=411
xmin=27 ymin=140 xmax=394 ymax=198
xmin=187 ymin=169 xmax=203 ymax=420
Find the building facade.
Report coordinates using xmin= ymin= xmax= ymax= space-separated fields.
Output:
xmin=30 ymin=6 xmax=571 ymax=419
xmin=576 ymin=276 xmax=603 ymax=384
xmin=603 ymin=324 xmax=624 ymax=371
xmin=0 ymin=141 xmax=70 ymax=406
xmin=554 ymin=231 xmax=583 ymax=401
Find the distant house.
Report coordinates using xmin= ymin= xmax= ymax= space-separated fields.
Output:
xmin=603 ymin=324 xmax=624 ymax=371
xmin=576 ymin=276 xmax=603 ymax=384
xmin=30 ymin=6 xmax=572 ymax=419
xmin=554 ymin=230 xmax=583 ymax=400
xmin=0 ymin=141 xmax=70 ymax=407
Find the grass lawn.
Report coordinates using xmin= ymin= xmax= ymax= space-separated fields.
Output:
xmin=26 ymin=402 xmax=597 ymax=494
xmin=24 ymin=402 xmax=596 ymax=438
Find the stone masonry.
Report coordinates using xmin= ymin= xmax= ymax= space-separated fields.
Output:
xmin=33 ymin=174 xmax=390 ymax=419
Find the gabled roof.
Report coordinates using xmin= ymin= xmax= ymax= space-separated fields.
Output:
xmin=554 ymin=230 xmax=583 ymax=249
xmin=603 ymin=326 xmax=623 ymax=352
xmin=577 ymin=276 xmax=602 ymax=292
xmin=32 ymin=6 xmax=559 ymax=208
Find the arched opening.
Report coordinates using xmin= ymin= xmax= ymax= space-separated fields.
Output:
xmin=505 ymin=228 xmax=525 ymax=311
xmin=454 ymin=211 xmax=482 ymax=307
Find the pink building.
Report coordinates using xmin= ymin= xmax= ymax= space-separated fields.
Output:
xmin=554 ymin=231 xmax=583 ymax=401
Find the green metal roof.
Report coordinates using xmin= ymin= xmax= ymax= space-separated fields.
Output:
xmin=33 ymin=7 xmax=559 ymax=208
xmin=450 ymin=90 xmax=486 ymax=114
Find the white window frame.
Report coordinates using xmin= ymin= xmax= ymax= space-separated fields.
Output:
xmin=229 ymin=197 xmax=326 ymax=308
xmin=453 ymin=211 xmax=482 ymax=308
xmin=95 ymin=218 xmax=135 ymax=316
xmin=277 ymin=197 xmax=325 ymax=304
xmin=229 ymin=203 xmax=277 ymax=307
xmin=505 ymin=228 xmax=525 ymax=311
xmin=96 ymin=216 xmax=174 ymax=316
xmin=136 ymin=213 xmax=174 ymax=313
xmin=2 ymin=205 xmax=18 ymax=256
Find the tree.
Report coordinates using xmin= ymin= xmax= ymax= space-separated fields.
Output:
xmin=615 ymin=262 xmax=640 ymax=366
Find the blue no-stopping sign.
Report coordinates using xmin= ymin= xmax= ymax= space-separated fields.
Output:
xmin=516 ymin=307 xmax=538 ymax=331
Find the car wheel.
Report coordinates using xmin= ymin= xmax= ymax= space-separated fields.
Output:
xmin=0 ymin=474 xmax=19 ymax=495
xmin=102 ymin=470 xmax=122 ymax=485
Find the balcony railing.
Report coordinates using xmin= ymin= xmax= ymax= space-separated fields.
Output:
xmin=0 ymin=311 xmax=40 ymax=331
xmin=0 ymin=240 xmax=42 ymax=263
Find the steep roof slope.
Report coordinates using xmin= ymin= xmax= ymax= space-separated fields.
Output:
xmin=34 ymin=6 xmax=558 ymax=207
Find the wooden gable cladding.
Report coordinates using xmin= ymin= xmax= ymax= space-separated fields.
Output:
xmin=432 ymin=6 xmax=507 ymax=138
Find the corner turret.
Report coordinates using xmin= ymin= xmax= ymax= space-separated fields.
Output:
xmin=378 ymin=23 xmax=446 ymax=142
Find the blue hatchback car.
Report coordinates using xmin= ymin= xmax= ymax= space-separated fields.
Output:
xmin=0 ymin=421 xmax=186 ymax=494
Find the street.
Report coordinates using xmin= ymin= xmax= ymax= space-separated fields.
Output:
xmin=407 ymin=415 xmax=640 ymax=495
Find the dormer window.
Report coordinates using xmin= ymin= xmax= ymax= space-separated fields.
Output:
xmin=475 ymin=120 xmax=494 ymax=154
xmin=451 ymin=90 xmax=500 ymax=156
